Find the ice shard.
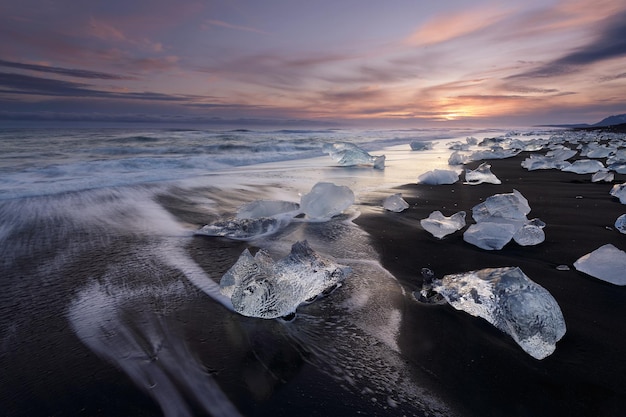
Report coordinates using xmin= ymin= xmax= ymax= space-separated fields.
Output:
xmin=561 ymin=159 xmax=605 ymax=174
xmin=323 ymin=142 xmax=385 ymax=169
xmin=420 ymin=210 xmax=466 ymax=239
xmin=610 ymin=183 xmax=626 ymax=204
xmin=431 ymin=267 xmax=566 ymax=359
xmin=615 ymin=214 xmax=626 ymax=234
xmin=464 ymin=162 xmax=502 ymax=185
xmin=220 ymin=240 xmax=351 ymax=318
xmin=574 ymin=244 xmax=626 ymax=285
xmin=300 ymin=182 xmax=355 ymax=221
xmin=383 ymin=193 xmax=410 ymax=212
xmin=417 ymin=169 xmax=459 ymax=185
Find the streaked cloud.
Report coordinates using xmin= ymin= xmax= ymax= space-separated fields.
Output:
xmin=205 ymin=19 xmax=268 ymax=35
xmin=0 ymin=59 xmax=136 ymax=80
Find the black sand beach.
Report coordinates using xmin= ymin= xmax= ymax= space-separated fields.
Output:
xmin=354 ymin=149 xmax=626 ymax=417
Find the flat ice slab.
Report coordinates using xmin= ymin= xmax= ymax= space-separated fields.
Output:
xmin=433 ymin=267 xmax=566 ymax=359
xmin=574 ymin=244 xmax=626 ymax=285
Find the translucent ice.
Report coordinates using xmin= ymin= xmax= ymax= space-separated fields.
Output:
xmin=323 ymin=142 xmax=385 ymax=169
xmin=464 ymin=162 xmax=502 ymax=185
xmin=220 ymin=240 xmax=351 ymax=318
xmin=463 ymin=222 xmax=517 ymax=250
xmin=431 ymin=267 xmax=566 ymax=359
xmin=383 ymin=193 xmax=410 ymax=212
xmin=591 ymin=170 xmax=614 ymax=183
xmin=615 ymin=214 xmax=626 ymax=234
xmin=610 ymin=183 xmax=626 ymax=204
xmin=471 ymin=189 xmax=530 ymax=223
xmin=448 ymin=151 xmax=471 ymax=165
xmin=521 ymin=155 xmax=572 ymax=171
xmin=513 ymin=218 xmax=546 ymax=246
xmin=561 ymin=159 xmax=605 ymax=174
xmin=417 ymin=169 xmax=459 ymax=185
xmin=196 ymin=217 xmax=289 ymax=240
xmin=409 ymin=141 xmax=434 ymax=151
xmin=236 ymin=200 xmax=300 ymax=219
xmin=574 ymin=244 xmax=626 ymax=285
xmin=420 ymin=210 xmax=466 ymax=239
xmin=468 ymin=147 xmax=521 ymax=161
xmin=300 ymin=182 xmax=355 ymax=221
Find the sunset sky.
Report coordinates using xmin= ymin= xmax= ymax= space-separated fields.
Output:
xmin=1 ymin=0 xmax=626 ymax=127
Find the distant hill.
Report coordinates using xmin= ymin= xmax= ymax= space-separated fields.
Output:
xmin=593 ymin=114 xmax=626 ymax=127
xmin=540 ymin=113 xmax=626 ymax=130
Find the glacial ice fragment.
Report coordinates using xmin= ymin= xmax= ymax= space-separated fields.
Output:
xmin=300 ymin=182 xmax=355 ymax=221
xmin=464 ymin=162 xmax=501 ymax=185
xmin=591 ymin=170 xmax=614 ymax=183
xmin=236 ymin=200 xmax=300 ymax=219
xmin=561 ymin=159 xmax=605 ymax=174
xmin=471 ymin=189 xmax=530 ymax=223
xmin=468 ymin=147 xmax=521 ymax=161
xmin=448 ymin=151 xmax=471 ymax=165
xmin=432 ymin=267 xmax=566 ymax=359
xmin=323 ymin=142 xmax=385 ymax=169
xmin=615 ymin=214 xmax=626 ymax=234
xmin=383 ymin=193 xmax=410 ymax=212
xmin=574 ymin=244 xmax=626 ymax=285
xmin=513 ymin=218 xmax=546 ymax=246
xmin=521 ymin=155 xmax=571 ymax=171
xmin=220 ymin=240 xmax=351 ymax=318
xmin=463 ymin=222 xmax=517 ymax=250
xmin=410 ymin=141 xmax=434 ymax=151
xmin=420 ymin=211 xmax=466 ymax=239
xmin=610 ymin=183 xmax=626 ymax=204
xmin=196 ymin=217 xmax=289 ymax=240
xmin=417 ymin=169 xmax=459 ymax=185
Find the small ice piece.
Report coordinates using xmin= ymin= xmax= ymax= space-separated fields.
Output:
xmin=236 ymin=200 xmax=300 ymax=219
xmin=546 ymin=148 xmax=577 ymax=160
xmin=417 ymin=169 xmax=459 ymax=185
xmin=556 ymin=265 xmax=570 ymax=271
xmin=591 ymin=170 xmax=614 ymax=183
xmin=513 ymin=218 xmax=546 ymax=246
xmin=610 ymin=183 xmax=626 ymax=204
xmin=221 ymin=240 xmax=351 ymax=318
xmin=448 ymin=151 xmax=471 ymax=165
xmin=300 ymin=182 xmax=355 ymax=221
xmin=615 ymin=214 xmax=626 ymax=234
xmin=420 ymin=210 xmax=466 ymax=239
xmin=464 ymin=162 xmax=502 ymax=185
xmin=323 ymin=141 xmax=385 ymax=169
xmin=471 ymin=189 xmax=531 ymax=223
xmin=433 ymin=267 xmax=566 ymax=359
xmin=383 ymin=193 xmax=410 ymax=212
xmin=196 ymin=217 xmax=288 ymax=240
xmin=574 ymin=244 xmax=626 ymax=285
xmin=463 ymin=222 xmax=517 ymax=250
xmin=561 ymin=159 xmax=605 ymax=174
xmin=466 ymin=136 xmax=478 ymax=145
xmin=410 ymin=141 xmax=434 ymax=151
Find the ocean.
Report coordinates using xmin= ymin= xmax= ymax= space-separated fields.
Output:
xmin=0 ymin=126 xmax=550 ymax=417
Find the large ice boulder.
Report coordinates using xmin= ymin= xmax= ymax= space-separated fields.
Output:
xmin=428 ymin=266 xmax=566 ymax=359
xmin=220 ymin=240 xmax=351 ymax=318
xmin=323 ymin=142 xmax=385 ymax=169
xmin=300 ymin=182 xmax=355 ymax=221
xmin=420 ymin=211 xmax=466 ymax=239
xmin=383 ymin=193 xmax=410 ymax=212
xmin=417 ymin=169 xmax=459 ymax=185
xmin=573 ymin=244 xmax=626 ymax=285
xmin=464 ymin=162 xmax=501 ymax=185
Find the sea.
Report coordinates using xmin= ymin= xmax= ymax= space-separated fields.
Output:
xmin=0 ymin=125 xmax=546 ymax=417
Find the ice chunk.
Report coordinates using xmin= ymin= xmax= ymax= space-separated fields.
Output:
xmin=448 ymin=151 xmax=471 ymax=165
xmin=323 ymin=141 xmax=385 ymax=169
xmin=300 ymin=182 xmax=355 ymax=220
xmin=221 ymin=240 xmax=351 ymax=318
xmin=463 ymin=222 xmax=517 ymax=250
xmin=466 ymin=136 xmax=478 ymax=145
xmin=420 ymin=210 xmax=466 ymax=239
xmin=521 ymin=155 xmax=571 ymax=171
xmin=417 ymin=169 xmax=459 ymax=185
xmin=383 ymin=193 xmax=410 ymax=212
xmin=591 ymin=170 xmax=614 ymax=183
xmin=561 ymin=159 xmax=605 ymax=174
xmin=236 ymin=200 xmax=300 ymax=219
xmin=431 ymin=267 xmax=566 ymax=359
xmin=464 ymin=162 xmax=502 ymax=185
xmin=196 ymin=217 xmax=289 ymax=240
xmin=468 ymin=147 xmax=521 ymax=161
xmin=409 ymin=141 xmax=434 ymax=151
xmin=610 ymin=183 xmax=626 ymax=204
xmin=471 ymin=189 xmax=530 ymax=223
xmin=546 ymin=148 xmax=577 ymax=160
xmin=574 ymin=244 xmax=626 ymax=285
xmin=513 ymin=218 xmax=546 ymax=246
xmin=615 ymin=214 xmax=626 ymax=234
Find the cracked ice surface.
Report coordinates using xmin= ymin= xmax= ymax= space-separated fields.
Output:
xmin=433 ymin=267 xmax=566 ymax=359
xmin=464 ymin=162 xmax=502 ymax=185
xmin=383 ymin=193 xmax=410 ymax=212
xmin=420 ymin=211 xmax=466 ymax=239
xmin=574 ymin=244 xmax=626 ymax=285
xmin=300 ymin=182 xmax=355 ymax=221
xmin=417 ymin=169 xmax=459 ymax=185
xmin=220 ymin=240 xmax=351 ymax=318
xmin=323 ymin=142 xmax=385 ymax=169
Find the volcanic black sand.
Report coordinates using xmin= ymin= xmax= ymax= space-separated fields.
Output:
xmin=354 ymin=151 xmax=626 ymax=417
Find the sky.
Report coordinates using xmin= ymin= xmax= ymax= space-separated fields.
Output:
xmin=1 ymin=0 xmax=626 ymax=128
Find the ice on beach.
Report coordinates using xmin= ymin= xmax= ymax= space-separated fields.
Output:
xmin=409 ymin=141 xmax=434 ymax=151
xmin=220 ymin=240 xmax=351 ymax=318
xmin=448 ymin=151 xmax=471 ymax=165
xmin=521 ymin=155 xmax=572 ymax=171
xmin=323 ymin=142 xmax=385 ymax=169
xmin=420 ymin=210 xmax=466 ymax=239
xmin=574 ymin=244 xmax=626 ymax=285
xmin=471 ymin=189 xmax=531 ymax=223
xmin=468 ymin=147 xmax=522 ymax=161
xmin=464 ymin=162 xmax=502 ymax=185
xmin=236 ymin=200 xmax=300 ymax=219
xmin=300 ymin=182 xmax=355 ymax=220
xmin=417 ymin=169 xmax=459 ymax=185
xmin=615 ymin=214 xmax=626 ymax=234
xmin=610 ymin=183 xmax=626 ymax=204
xmin=591 ymin=170 xmax=614 ymax=183
xmin=196 ymin=217 xmax=289 ymax=240
xmin=430 ymin=267 xmax=566 ymax=359
xmin=561 ymin=159 xmax=605 ymax=174
xmin=383 ymin=193 xmax=410 ymax=212
xmin=513 ymin=218 xmax=546 ymax=246
xmin=546 ymin=148 xmax=577 ymax=160
xmin=463 ymin=222 xmax=517 ymax=250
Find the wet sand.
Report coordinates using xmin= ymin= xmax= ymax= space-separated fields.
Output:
xmin=354 ymin=151 xmax=626 ymax=417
